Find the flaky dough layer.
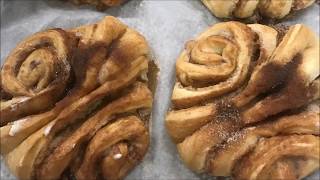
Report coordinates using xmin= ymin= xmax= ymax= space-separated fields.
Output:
xmin=166 ymin=21 xmax=319 ymax=180
xmin=1 ymin=16 xmax=156 ymax=180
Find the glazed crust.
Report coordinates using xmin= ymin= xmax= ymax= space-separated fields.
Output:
xmin=1 ymin=16 xmax=155 ymax=180
xmin=166 ymin=22 xmax=319 ymax=179
xmin=201 ymin=0 xmax=316 ymax=20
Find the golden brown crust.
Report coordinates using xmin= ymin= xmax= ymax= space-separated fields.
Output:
xmin=68 ymin=0 xmax=124 ymax=10
xmin=1 ymin=16 xmax=154 ymax=180
xmin=207 ymin=104 xmax=320 ymax=177
xmin=235 ymin=24 xmax=319 ymax=124
xmin=76 ymin=115 xmax=149 ymax=180
xmin=166 ymin=22 xmax=319 ymax=179
xmin=172 ymin=21 xmax=255 ymax=108
xmin=0 ymin=29 xmax=76 ymax=126
xmin=234 ymin=135 xmax=319 ymax=180
xmin=201 ymin=0 xmax=316 ymax=20
xmin=37 ymin=83 xmax=151 ymax=180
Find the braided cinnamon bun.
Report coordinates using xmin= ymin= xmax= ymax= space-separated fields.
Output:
xmin=166 ymin=21 xmax=319 ymax=179
xmin=201 ymin=0 xmax=316 ymax=20
xmin=1 ymin=16 xmax=157 ymax=180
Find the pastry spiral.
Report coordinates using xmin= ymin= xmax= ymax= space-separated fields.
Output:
xmin=166 ymin=22 xmax=319 ymax=179
xmin=1 ymin=16 xmax=156 ymax=180
xmin=0 ymin=29 xmax=76 ymax=126
xmin=173 ymin=21 xmax=254 ymax=108
xmin=201 ymin=0 xmax=316 ymax=20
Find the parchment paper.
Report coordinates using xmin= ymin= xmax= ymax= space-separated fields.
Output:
xmin=1 ymin=0 xmax=319 ymax=179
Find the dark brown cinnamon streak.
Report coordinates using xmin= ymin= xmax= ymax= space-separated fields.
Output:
xmin=68 ymin=0 xmax=125 ymax=10
xmin=201 ymin=0 xmax=316 ymax=20
xmin=1 ymin=16 xmax=156 ymax=180
xmin=166 ymin=22 xmax=319 ymax=179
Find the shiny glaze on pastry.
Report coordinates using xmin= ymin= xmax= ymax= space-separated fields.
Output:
xmin=0 ymin=16 xmax=156 ymax=180
xmin=166 ymin=21 xmax=319 ymax=179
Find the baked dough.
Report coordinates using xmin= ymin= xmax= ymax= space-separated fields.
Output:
xmin=166 ymin=21 xmax=319 ymax=179
xmin=201 ymin=0 xmax=316 ymax=20
xmin=0 ymin=16 xmax=157 ymax=180
xmin=68 ymin=0 xmax=124 ymax=9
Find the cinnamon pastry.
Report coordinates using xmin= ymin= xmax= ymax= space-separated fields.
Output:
xmin=166 ymin=21 xmax=319 ymax=179
xmin=201 ymin=0 xmax=316 ymax=20
xmin=68 ymin=0 xmax=124 ymax=10
xmin=0 ymin=16 xmax=158 ymax=180
xmin=0 ymin=29 xmax=76 ymax=126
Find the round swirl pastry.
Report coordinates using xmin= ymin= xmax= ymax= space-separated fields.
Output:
xmin=166 ymin=21 xmax=319 ymax=179
xmin=0 ymin=16 xmax=157 ymax=180
xmin=68 ymin=0 xmax=124 ymax=9
xmin=201 ymin=0 xmax=316 ymax=20
xmin=1 ymin=29 xmax=76 ymax=126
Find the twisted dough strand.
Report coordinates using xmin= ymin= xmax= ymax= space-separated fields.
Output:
xmin=201 ymin=0 xmax=315 ymax=19
xmin=0 ymin=16 xmax=128 ymax=154
xmin=207 ymin=104 xmax=320 ymax=177
xmin=1 ymin=16 xmax=154 ymax=180
xmin=36 ymin=83 xmax=151 ymax=180
xmin=173 ymin=21 xmax=255 ymax=108
xmin=166 ymin=22 xmax=319 ymax=179
xmin=0 ymin=29 xmax=76 ymax=125
xmin=235 ymin=135 xmax=319 ymax=180
xmin=235 ymin=24 xmax=319 ymax=124
xmin=76 ymin=116 xmax=149 ymax=180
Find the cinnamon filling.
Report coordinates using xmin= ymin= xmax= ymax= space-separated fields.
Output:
xmin=1 ymin=16 xmax=155 ymax=180
xmin=167 ymin=22 xmax=319 ymax=179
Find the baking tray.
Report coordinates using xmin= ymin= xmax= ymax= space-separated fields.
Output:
xmin=1 ymin=0 xmax=319 ymax=179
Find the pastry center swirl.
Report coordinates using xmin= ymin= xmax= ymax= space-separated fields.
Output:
xmin=17 ymin=49 xmax=55 ymax=93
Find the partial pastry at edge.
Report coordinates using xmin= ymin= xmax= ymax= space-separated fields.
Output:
xmin=68 ymin=0 xmax=125 ymax=10
xmin=166 ymin=21 xmax=319 ymax=179
xmin=0 ymin=16 xmax=158 ymax=180
xmin=201 ymin=0 xmax=316 ymax=20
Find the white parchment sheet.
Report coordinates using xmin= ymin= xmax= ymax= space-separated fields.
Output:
xmin=1 ymin=0 xmax=319 ymax=179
